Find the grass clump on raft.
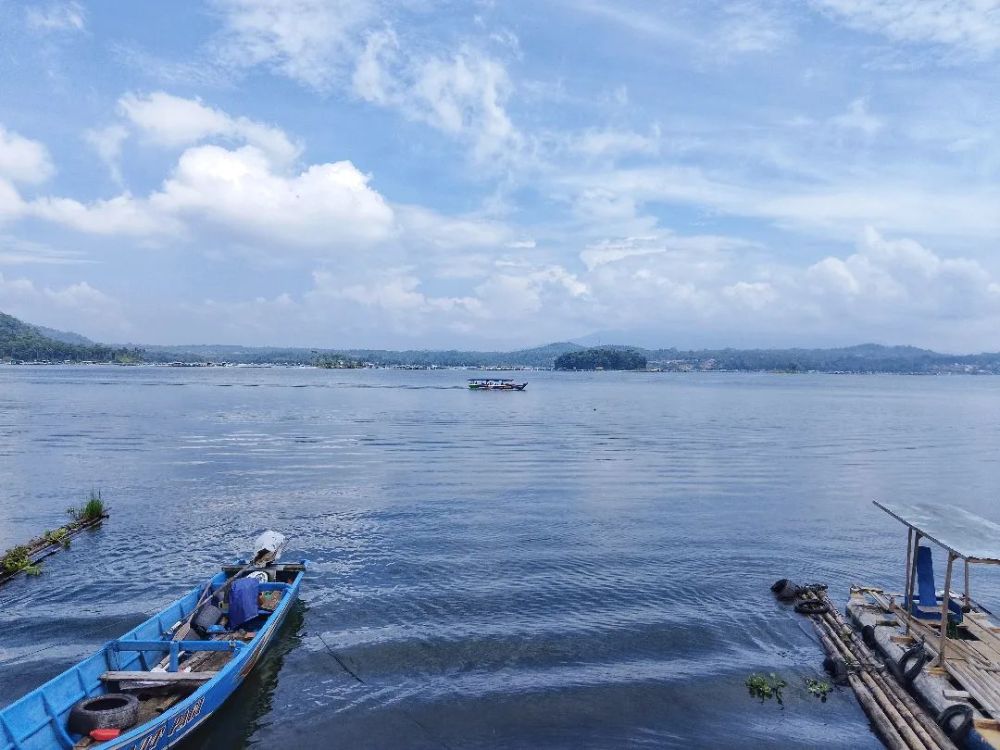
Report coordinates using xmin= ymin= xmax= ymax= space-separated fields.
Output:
xmin=66 ymin=489 xmax=106 ymax=523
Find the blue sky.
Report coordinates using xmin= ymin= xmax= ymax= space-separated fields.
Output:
xmin=0 ymin=0 xmax=998 ymax=351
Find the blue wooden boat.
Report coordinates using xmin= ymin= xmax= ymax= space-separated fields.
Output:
xmin=0 ymin=532 xmax=305 ymax=749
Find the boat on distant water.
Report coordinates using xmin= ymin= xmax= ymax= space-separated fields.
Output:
xmin=0 ymin=531 xmax=305 ymax=750
xmin=467 ymin=378 xmax=527 ymax=391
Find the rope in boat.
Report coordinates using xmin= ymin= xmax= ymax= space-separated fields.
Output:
xmin=315 ymin=630 xmax=456 ymax=750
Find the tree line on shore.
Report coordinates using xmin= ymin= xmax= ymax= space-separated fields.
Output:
xmin=5 ymin=310 xmax=1000 ymax=374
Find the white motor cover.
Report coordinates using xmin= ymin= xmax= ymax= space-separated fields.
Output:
xmin=252 ymin=530 xmax=287 ymax=563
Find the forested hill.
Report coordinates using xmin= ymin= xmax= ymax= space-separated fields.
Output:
xmin=6 ymin=309 xmax=1000 ymax=372
xmin=641 ymin=344 xmax=989 ymax=373
xmin=0 ymin=313 xmax=140 ymax=362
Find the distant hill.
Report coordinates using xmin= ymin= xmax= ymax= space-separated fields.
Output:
xmin=0 ymin=312 xmax=139 ymax=362
xmin=140 ymin=341 xmax=586 ymax=368
xmin=31 ymin=324 xmax=94 ymax=346
xmin=7 ymin=309 xmax=1000 ymax=373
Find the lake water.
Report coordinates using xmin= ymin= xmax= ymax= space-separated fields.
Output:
xmin=3 ymin=367 xmax=1000 ymax=749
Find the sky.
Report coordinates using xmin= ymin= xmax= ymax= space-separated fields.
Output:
xmin=0 ymin=0 xmax=998 ymax=351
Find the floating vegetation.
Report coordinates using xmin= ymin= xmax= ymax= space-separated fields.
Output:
xmin=1 ymin=546 xmax=40 ymax=576
xmin=67 ymin=489 xmax=105 ymax=523
xmin=805 ymin=678 xmax=833 ymax=702
xmin=746 ymin=673 xmax=786 ymax=705
xmin=43 ymin=528 xmax=70 ymax=548
xmin=1 ymin=490 xmax=109 ymax=585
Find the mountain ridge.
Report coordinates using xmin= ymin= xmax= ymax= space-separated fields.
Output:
xmin=3 ymin=310 xmax=1000 ymax=373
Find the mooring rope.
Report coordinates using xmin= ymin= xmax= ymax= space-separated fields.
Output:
xmin=314 ymin=630 xmax=456 ymax=750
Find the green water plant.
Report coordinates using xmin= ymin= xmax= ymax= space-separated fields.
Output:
xmin=67 ymin=490 xmax=105 ymax=523
xmin=1 ymin=545 xmax=40 ymax=576
xmin=805 ymin=677 xmax=833 ymax=702
xmin=746 ymin=673 xmax=786 ymax=705
xmin=43 ymin=528 xmax=70 ymax=548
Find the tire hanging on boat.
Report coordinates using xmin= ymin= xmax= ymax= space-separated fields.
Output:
xmin=67 ymin=693 xmax=139 ymax=735
xmin=937 ymin=703 xmax=974 ymax=743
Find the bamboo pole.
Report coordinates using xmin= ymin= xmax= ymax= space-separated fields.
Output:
xmin=801 ymin=589 xmax=958 ymax=750
xmin=907 ymin=533 xmax=922 ymax=635
xmin=821 ymin=611 xmax=957 ymax=749
xmin=813 ymin=620 xmax=935 ymax=750
xmin=940 ymin=553 xmax=956 ymax=667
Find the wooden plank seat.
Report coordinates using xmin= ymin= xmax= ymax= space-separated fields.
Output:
xmin=100 ymin=671 xmax=217 ymax=683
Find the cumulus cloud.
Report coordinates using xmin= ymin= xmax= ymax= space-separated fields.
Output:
xmin=0 ymin=126 xmax=55 ymax=185
xmin=19 ymin=96 xmax=394 ymax=252
xmin=149 ymin=144 xmax=394 ymax=248
xmin=118 ymin=92 xmax=301 ymax=165
xmin=0 ymin=272 xmax=126 ymax=336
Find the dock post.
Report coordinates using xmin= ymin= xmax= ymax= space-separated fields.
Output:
xmin=964 ymin=558 xmax=970 ymax=607
xmin=905 ymin=532 xmax=921 ymax=635
xmin=939 ymin=552 xmax=955 ymax=667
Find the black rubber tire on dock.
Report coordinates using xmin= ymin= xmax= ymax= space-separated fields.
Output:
xmin=861 ymin=624 xmax=877 ymax=649
xmin=937 ymin=703 xmax=974 ymax=743
xmin=68 ymin=693 xmax=140 ymax=735
xmin=823 ymin=655 xmax=850 ymax=686
xmin=897 ymin=642 xmax=928 ymax=684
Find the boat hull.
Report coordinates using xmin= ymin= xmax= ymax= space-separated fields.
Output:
xmin=0 ymin=564 xmax=304 ymax=750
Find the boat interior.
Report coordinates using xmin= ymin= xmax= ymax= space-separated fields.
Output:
xmin=0 ymin=564 xmax=301 ymax=750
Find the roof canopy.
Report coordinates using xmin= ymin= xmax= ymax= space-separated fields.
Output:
xmin=875 ymin=500 xmax=1000 ymax=564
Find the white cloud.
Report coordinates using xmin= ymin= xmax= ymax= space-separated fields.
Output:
xmin=84 ymin=124 xmax=129 ymax=185
xmin=211 ymin=0 xmax=377 ymax=90
xmin=0 ymin=126 xmax=55 ymax=185
xmin=0 ymin=180 xmax=26 ymax=222
xmin=0 ymin=272 xmax=125 ymax=337
xmin=149 ymin=144 xmax=395 ymax=249
xmin=568 ymin=128 xmax=660 ymax=159
xmin=25 ymin=1 xmax=85 ymax=33
xmin=719 ymin=1 xmax=792 ymax=54
xmin=354 ymin=31 xmax=521 ymax=161
xmin=30 ymin=193 xmax=176 ymax=236
xmin=118 ymin=92 xmax=301 ymax=166
xmin=811 ymin=0 xmax=1000 ymax=58
xmin=831 ymin=97 xmax=884 ymax=136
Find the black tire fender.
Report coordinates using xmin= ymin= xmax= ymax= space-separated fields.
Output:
xmin=898 ymin=642 xmax=928 ymax=684
xmin=771 ymin=579 xmax=800 ymax=601
xmin=794 ymin=599 xmax=830 ymax=615
xmin=861 ymin=624 xmax=877 ymax=649
xmin=823 ymin=655 xmax=850 ymax=686
xmin=937 ymin=703 xmax=974 ymax=743
xmin=68 ymin=693 xmax=140 ymax=735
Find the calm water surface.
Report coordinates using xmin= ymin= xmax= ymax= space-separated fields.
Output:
xmin=3 ymin=367 xmax=1000 ymax=749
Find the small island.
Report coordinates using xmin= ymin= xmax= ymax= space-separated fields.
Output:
xmin=554 ymin=347 xmax=647 ymax=371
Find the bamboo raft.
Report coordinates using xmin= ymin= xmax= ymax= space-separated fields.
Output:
xmin=791 ymin=586 xmax=960 ymax=750
xmin=0 ymin=511 xmax=108 ymax=586
xmin=787 ymin=500 xmax=1000 ymax=750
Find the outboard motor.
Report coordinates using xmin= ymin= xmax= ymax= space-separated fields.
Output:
xmin=252 ymin=530 xmax=287 ymax=564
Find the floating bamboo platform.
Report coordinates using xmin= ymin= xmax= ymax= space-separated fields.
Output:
xmin=793 ymin=587 xmax=960 ymax=750
xmin=848 ymin=587 xmax=1000 ymax=749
